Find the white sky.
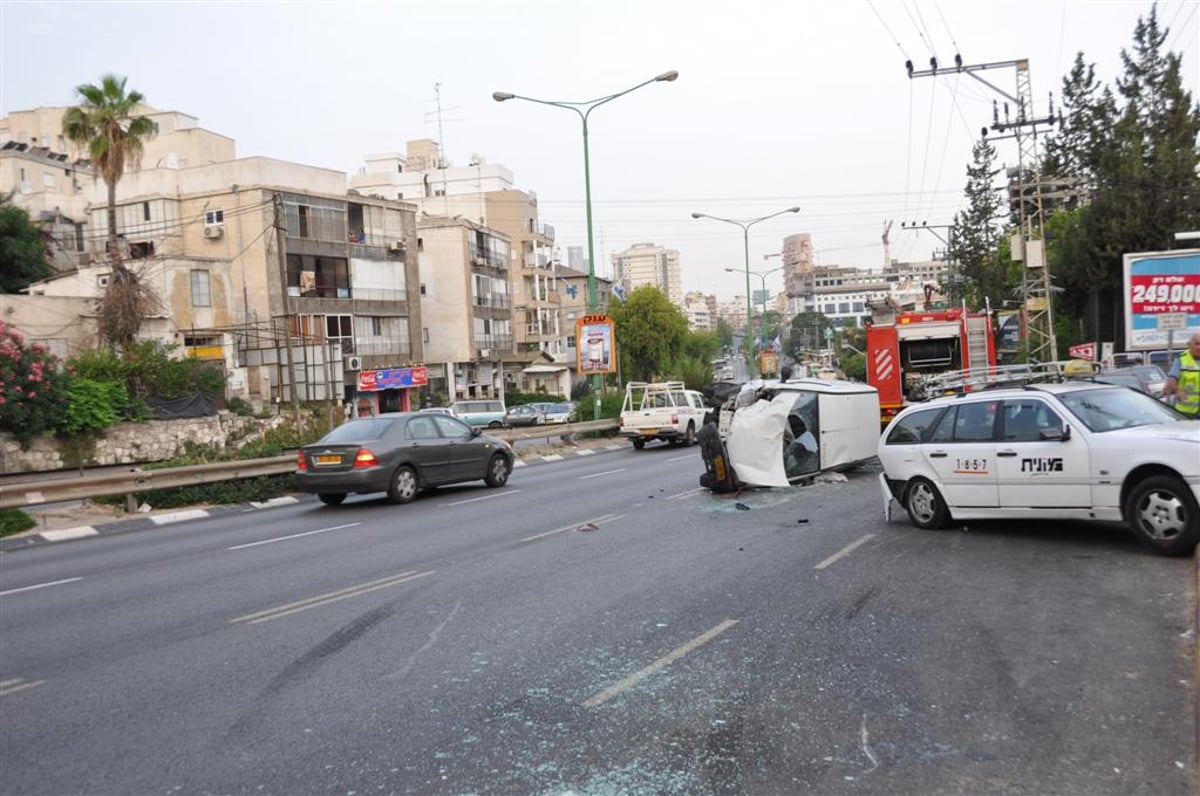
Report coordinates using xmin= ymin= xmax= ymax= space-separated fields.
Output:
xmin=2 ymin=0 xmax=1197 ymax=302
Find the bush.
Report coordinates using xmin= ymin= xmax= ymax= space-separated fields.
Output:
xmin=227 ymin=396 xmax=255 ymax=417
xmin=119 ymin=340 xmax=225 ymax=401
xmin=0 ymin=321 xmax=70 ymax=448
xmin=57 ymin=378 xmax=127 ymax=434
xmin=0 ymin=508 xmax=37 ymax=537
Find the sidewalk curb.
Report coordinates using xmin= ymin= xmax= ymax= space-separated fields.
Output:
xmin=0 ymin=442 xmax=630 ymax=553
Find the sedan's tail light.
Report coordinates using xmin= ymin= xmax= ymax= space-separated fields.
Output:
xmin=353 ymin=448 xmax=378 ymax=468
xmin=296 ymin=451 xmax=307 ymax=471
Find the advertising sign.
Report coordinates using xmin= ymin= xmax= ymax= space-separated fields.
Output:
xmin=357 ymin=366 xmax=429 ymax=392
xmin=997 ymin=311 xmax=1022 ymax=352
xmin=575 ymin=315 xmax=618 ymax=375
xmin=1124 ymin=249 xmax=1200 ymax=350
xmin=1068 ymin=342 xmax=1096 ymax=361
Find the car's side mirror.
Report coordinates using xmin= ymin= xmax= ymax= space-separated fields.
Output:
xmin=471 ymin=427 xmax=482 ymax=437
xmin=1039 ymin=426 xmax=1069 ymax=441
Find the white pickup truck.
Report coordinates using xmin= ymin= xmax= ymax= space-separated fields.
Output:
xmin=618 ymin=381 xmax=709 ymax=449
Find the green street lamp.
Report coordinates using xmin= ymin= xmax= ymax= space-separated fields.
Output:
xmin=494 ymin=71 xmax=679 ymax=419
xmin=692 ymin=207 xmax=800 ymax=373
xmin=725 ymin=265 xmax=783 ymax=367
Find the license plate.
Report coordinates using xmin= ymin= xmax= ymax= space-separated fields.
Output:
xmin=641 ymin=428 xmax=659 ymax=435
xmin=315 ymin=455 xmax=341 ymax=465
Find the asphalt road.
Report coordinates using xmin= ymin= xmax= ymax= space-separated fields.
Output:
xmin=0 ymin=443 xmax=1194 ymax=795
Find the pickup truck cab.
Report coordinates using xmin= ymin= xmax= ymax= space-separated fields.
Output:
xmin=619 ymin=381 xmax=708 ymax=449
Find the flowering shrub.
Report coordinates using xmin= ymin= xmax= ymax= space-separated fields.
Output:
xmin=0 ymin=321 xmax=69 ymax=448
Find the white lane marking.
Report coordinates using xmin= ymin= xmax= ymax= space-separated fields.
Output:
xmin=512 ymin=460 xmax=528 ymax=468
xmin=442 ymin=489 xmax=523 ymax=507
xmin=576 ymin=449 xmax=596 ymax=456
xmin=582 ymin=619 xmax=739 ymax=708
xmin=666 ymin=487 xmax=706 ymax=501
xmin=149 ymin=509 xmax=210 ymax=526
xmin=39 ymin=526 xmax=98 ymax=541
xmin=577 ymin=468 xmax=626 ymax=481
xmin=231 ymin=571 xmax=434 ymax=624
xmin=249 ymin=496 xmax=299 ymax=509
xmin=0 ymin=577 xmax=83 ymax=597
xmin=0 ymin=678 xmax=46 ymax=697
xmin=227 ymin=523 xmax=361 ymax=551
xmin=521 ymin=514 xmax=623 ymax=543
xmin=814 ymin=534 xmax=877 ymax=570
xmin=541 ymin=454 xmax=565 ymax=462
xmin=666 ymin=454 xmax=696 ymax=462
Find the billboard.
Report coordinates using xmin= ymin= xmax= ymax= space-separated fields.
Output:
xmin=1124 ymin=249 xmax=1200 ymax=350
xmin=575 ymin=314 xmax=618 ymax=375
xmin=357 ymin=366 xmax=428 ymax=391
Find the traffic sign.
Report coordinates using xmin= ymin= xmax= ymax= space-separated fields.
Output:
xmin=1157 ymin=313 xmax=1188 ymax=331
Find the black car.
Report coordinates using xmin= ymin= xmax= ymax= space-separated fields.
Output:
xmin=296 ymin=412 xmax=514 ymax=505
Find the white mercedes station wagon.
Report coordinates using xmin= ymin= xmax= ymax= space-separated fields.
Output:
xmin=877 ymin=382 xmax=1200 ymax=556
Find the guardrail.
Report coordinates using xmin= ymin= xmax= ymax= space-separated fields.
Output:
xmin=0 ymin=420 xmax=620 ymax=510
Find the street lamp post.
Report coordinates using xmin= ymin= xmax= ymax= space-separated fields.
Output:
xmin=494 ymin=71 xmax=678 ymax=419
xmin=692 ymin=207 xmax=800 ymax=374
xmin=725 ymin=266 xmax=783 ymax=369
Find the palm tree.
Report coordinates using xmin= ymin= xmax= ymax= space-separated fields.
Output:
xmin=62 ymin=75 xmax=158 ymax=345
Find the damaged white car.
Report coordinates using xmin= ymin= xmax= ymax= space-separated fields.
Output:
xmin=698 ymin=378 xmax=881 ymax=491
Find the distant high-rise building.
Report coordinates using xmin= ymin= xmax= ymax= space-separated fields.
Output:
xmin=611 ymin=242 xmax=682 ymax=306
xmin=781 ymin=232 xmax=815 ymax=298
xmin=567 ymin=246 xmax=585 ymax=270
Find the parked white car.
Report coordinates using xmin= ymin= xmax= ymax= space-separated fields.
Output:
xmin=877 ymin=382 xmax=1200 ymax=555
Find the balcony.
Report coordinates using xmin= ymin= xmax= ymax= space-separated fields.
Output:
xmin=353 ymin=338 xmax=412 ymax=357
xmin=473 ymin=294 xmax=511 ymax=310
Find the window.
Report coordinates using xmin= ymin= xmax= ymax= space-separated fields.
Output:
xmin=423 ymin=328 xmax=430 ymax=343
xmin=190 ymin=270 xmax=211 ymax=307
xmin=932 ymin=401 xmax=1000 ymax=442
xmin=143 ymin=201 xmax=151 ymax=221
xmin=885 ymin=407 xmax=944 ymax=445
xmin=371 ymin=317 xmax=384 ymax=336
xmin=396 ymin=192 xmax=404 ymax=200
xmin=419 ymin=283 xmax=427 ymax=296
xmin=129 ymin=241 xmax=154 ymax=260
xmin=205 ymin=209 xmax=224 ymax=226
xmin=42 ymin=172 xmax=56 ymax=189
xmin=285 ymin=254 xmax=351 ymax=298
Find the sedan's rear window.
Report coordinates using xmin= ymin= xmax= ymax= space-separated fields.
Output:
xmin=319 ymin=417 xmax=395 ymax=442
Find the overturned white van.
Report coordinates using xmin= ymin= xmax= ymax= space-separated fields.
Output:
xmin=699 ymin=378 xmax=881 ymax=490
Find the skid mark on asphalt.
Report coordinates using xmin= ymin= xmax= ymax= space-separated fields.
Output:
xmin=386 ymin=600 xmax=463 ymax=682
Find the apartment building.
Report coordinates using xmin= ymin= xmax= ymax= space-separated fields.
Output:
xmin=683 ymin=291 xmax=714 ymax=331
xmin=791 ymin=259 xmax=950 ymax=328
xmin=780 ymin=232 xmax=815 ymax=299
xmin=351 ymin=142 xmax=566 ymax=393
xmin=1 ymin=106 xmax=425 ymax=413
xmin=611 ymin=242 xmax=683 ymax=307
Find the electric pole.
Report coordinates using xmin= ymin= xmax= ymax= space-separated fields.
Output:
xmin=907 ymin=55 xmax=1059 ymax=362
xmin=273 ymin=193 xmax=300 ymax=415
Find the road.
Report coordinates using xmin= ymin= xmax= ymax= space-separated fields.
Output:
xmin=0 ymin=443 xmax=1194 ymax=795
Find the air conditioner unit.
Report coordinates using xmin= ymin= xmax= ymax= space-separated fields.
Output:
xmin=478 ymin=349 xmax=491 ymax=359
xmin=96 ymin=274 xmax=110 ymax=287
xmin=203 ymin=225 xmax=224 ymax=240
xmin=474 ymin=256 xmax=487 ymax=266
xmin=345 ymin=355 xmax=363 ymax=371
xmin=388 ymin=241 xmax=405 ymax=253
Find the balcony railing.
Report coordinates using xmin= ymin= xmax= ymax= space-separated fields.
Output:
xmin=353 ymin=338 xmax=412 ymax=357
xmin=473 ymin=294 xmax=511 ymax=310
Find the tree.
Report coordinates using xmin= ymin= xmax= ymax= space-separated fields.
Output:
xmin=0 ymin=194 xmax=52 ymax=294
xmin=948 ymin=139 xmax=1011 ymax=309
xmin=607 ymin=285 xmax=689 ymax=382
xmin=62 ymin=75 xmax=159 ymax=347
xmin=785 ymin=311 xmax=833 ymax=359
xmin=715 ymin=318 xmax=734 ymax=350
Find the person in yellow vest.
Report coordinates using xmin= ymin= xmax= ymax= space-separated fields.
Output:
xmin=1164 ymin=331 xmax=1200 ymax=416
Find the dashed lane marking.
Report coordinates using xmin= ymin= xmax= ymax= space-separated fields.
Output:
xmin=814 ymin=534 xmax=877 ymax=570
xmin=230 ymin=570 xmax=434 ymax=624
xmin=0 ymin=577 xmax=83 ymax=597
xmin=227 ymin=523 xmax=361 ymax=551
xmin=520 ymin=513 xmax=625 ymax=543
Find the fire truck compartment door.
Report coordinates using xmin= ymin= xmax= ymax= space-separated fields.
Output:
xmin=896 ymin=322 xmax=960 ymax=341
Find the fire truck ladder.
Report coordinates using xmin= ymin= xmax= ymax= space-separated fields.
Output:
xmin=916 ymin=361 xmax=1097 ymax=399
xmin=964 ymin=314 xmax=992 ymax=377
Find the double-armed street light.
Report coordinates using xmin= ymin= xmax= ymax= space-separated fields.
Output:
xmin=494 ymin=72 xmax=678 ymax=419
xmin=692 ymin=207 xmax=800 ymax=372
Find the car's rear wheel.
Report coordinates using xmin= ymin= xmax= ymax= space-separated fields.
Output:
xmin=317 ymin=493 xmax=346 ymax=506
xmin=904 ymin=478 xmax=950 ymax=530
xmin=1125 ymin=475 xmax=1200 ymax=556
xmin=632 ymin=438 xmax=645 ymax=450
xmin=387 ymin=465 xmax=419 ymax=504
xmin=488 ymin=420 xmax=503 ymax=429
xmin=684 ymin=423 xmax=696 ymax=446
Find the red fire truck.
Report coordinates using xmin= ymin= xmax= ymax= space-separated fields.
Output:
xmin=866 ymin=307 xmax=997 ymax=426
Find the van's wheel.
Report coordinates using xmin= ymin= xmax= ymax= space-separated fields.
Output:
xmin=1125 ymin=475 xmax=1200 ymax=556
xmin=684 ymin=423 xmax=696 ymax=446
xmin=318 ymin=493 xmax=346 ymax=506
xmin=387 ymin=465 xmax=419 ymax=504
xmin=632 ymin=439 xmax=645 ymax=450
xmin=488 ymin=420 xmax=503 ymax=429
xmin=904 ymin=478 xmax=950 ymax=529
xmin=484 ymin=454 xmax=510 ymax=488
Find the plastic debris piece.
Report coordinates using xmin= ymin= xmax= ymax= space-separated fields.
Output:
xmin=577 ymin=523 xmax=599 ymax=532
xmin=137 ymin=503 xmax=152 ymax=513
xmin=797 ymin=518 xmax=809 ymax=524
xmin=735 ymin=503 xmax=751 ymax=511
